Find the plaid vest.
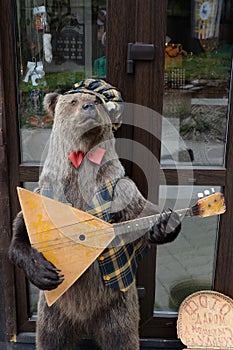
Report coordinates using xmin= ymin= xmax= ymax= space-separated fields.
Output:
xmin=41 ymin=179 xmax=149 ymax=292
xmin=86 ymin=179 xmax=149 ymax=292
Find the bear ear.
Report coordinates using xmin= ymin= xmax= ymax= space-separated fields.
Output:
xmin=44 ymin=92 xmax=60 ymax=117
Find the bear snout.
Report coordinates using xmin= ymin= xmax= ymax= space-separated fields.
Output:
xmin=82 ymin=102 xmax=95 ymax=111
xmin=81 ymin=102 xmax=98 ymax=120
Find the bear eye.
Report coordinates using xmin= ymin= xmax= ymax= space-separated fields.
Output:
xmin=71 ymin=100 xmax=78 ymax=106
xmin=94 ymin=99 xmax=101 ymax=105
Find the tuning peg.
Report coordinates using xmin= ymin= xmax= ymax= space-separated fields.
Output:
xmin=197 ymin=192 xmax=204 ymax=198
xmin=204 ymin=190 xmax=210 ymax=196
xmin=211 ymin=188 xmax=215 ymax=193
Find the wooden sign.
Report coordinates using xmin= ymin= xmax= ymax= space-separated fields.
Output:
xmin=177 ymin=290 xmax=233 ymax=348
xmin=17 ymin=187 xmax=115 ymax=306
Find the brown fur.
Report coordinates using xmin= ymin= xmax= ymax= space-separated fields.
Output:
xmin=9 ymin=91 xmax=181 ymax=350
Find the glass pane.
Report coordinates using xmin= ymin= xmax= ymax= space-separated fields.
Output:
xmin=161 ymin=0 xmax=233 ymax=167
xmin=15 ymin=0 xmax=106 ymax=163
xmin=155 ymin=185 xmax=221 ymax=314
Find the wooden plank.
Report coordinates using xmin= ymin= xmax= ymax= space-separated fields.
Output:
xmin=0 ymin=0 xmax=33 ymax=332
xmin=214 ymin=64 xmax=233 ymax=298
xmin=19 ymin=165 xmax=40 ymax=182
xmin=133 ymin=0 xmax=167 ymax=329
xmin=107 ymin=0 xmax=167 ymax=332
xmin=18 ymin=160 xmax=217 ymax=189
xmin=0 ymin=153 xmax=17 ymax=338
xmin=0 ymin=147 xmax=8 ymax=181
xmin=161 ymin=168 xmax=226 ymax=186
xmin=107 ymin=0 xmax=136 ymax=176
xmin=0 ymin=130 xmax=3 ymax=146
xmin=1 ymin=0 xmax=21 ymax=216
xmin=0 ymin=2 xmax=18 ymax=336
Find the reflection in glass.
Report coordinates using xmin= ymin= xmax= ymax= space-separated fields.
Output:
xmin=161 ymin=0 xmax=233 ymax=167
xmin=16 ymin=0 xmax=106 ymax=163
xmin=155 ymin=185 xmax=220 ymax=314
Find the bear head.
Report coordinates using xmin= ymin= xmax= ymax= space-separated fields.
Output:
xmin=44 ymin=91 xmax=114 ymax=154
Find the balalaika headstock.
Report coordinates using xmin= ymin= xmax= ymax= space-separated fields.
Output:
xmin=190 ymin=189 xmax=226 ymax=217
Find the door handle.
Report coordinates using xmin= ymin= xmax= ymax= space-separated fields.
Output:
xmin=127 ymin=42 xmax=155 ymax=74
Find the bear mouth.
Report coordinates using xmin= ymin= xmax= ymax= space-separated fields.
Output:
xmin=77 ymin=107 xmax=101 ymax=125
xmin=78 ymin=115 xmax=100 ymax=127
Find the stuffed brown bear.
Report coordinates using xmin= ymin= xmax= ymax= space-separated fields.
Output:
xmin=9 ymin=79 xmax=181 ymax=350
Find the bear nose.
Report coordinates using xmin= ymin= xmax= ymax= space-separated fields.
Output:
xmin=82 ymin=102 xmax=95 ymax=111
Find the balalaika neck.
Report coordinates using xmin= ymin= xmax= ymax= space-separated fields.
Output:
xmin=112 ymin=208 xmax=191 ymax=238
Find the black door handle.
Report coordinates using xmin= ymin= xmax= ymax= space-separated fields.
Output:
xmin=127 ymin=42 xmax=155 ymax=74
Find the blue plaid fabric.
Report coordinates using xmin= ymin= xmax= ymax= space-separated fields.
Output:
xmin=85 ymin=179 xmax=117 ymax=222
xmin=86 ymin=179 xmax=149 ymax=292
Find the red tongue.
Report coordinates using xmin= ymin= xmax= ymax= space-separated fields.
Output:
xmin=68 ymin=151 xmax=84 ymax=169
